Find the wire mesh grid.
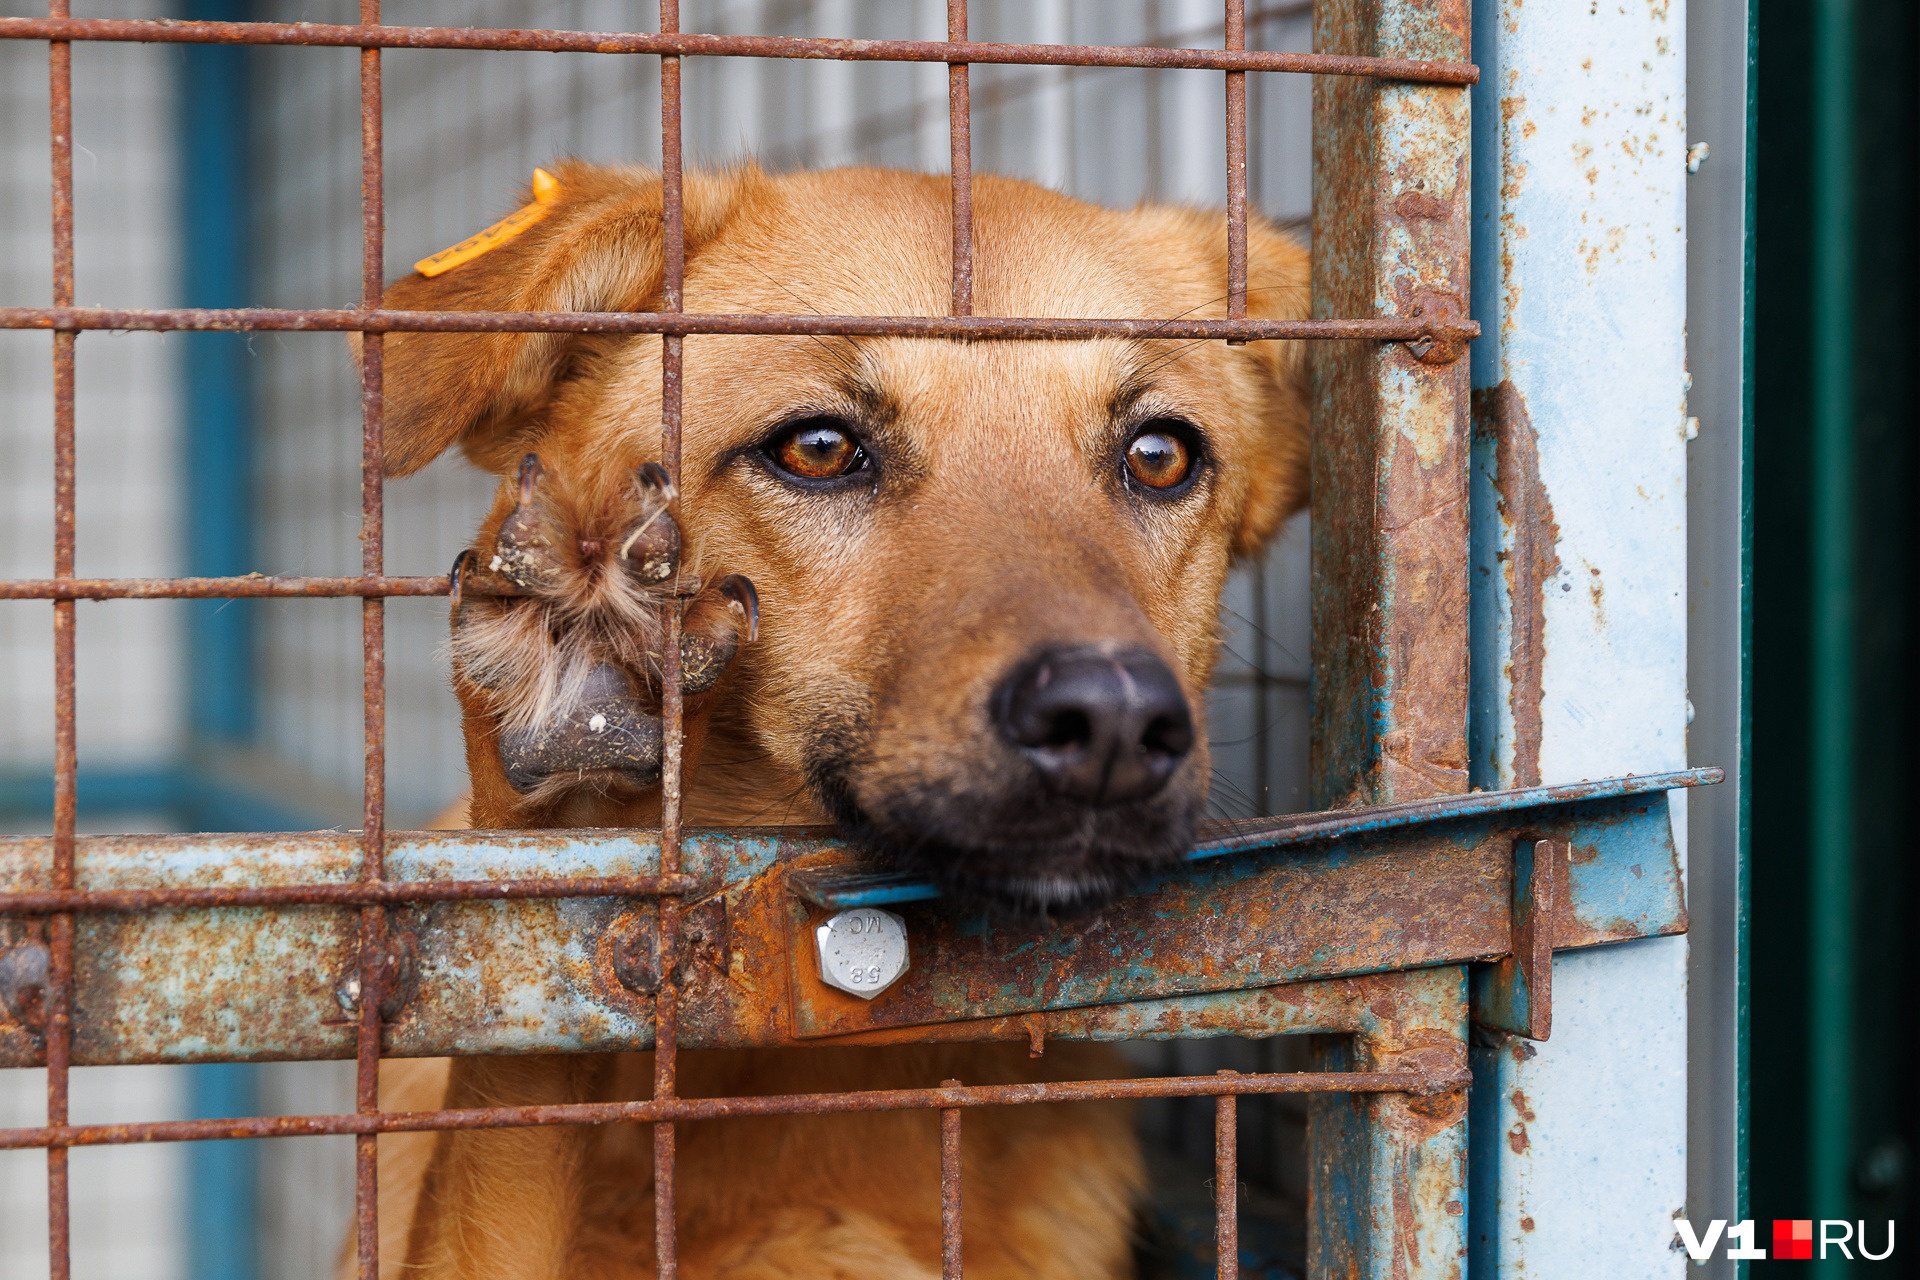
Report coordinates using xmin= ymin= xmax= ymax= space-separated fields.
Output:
xmin=0 ymin=5 xmax=1478 ymax=1277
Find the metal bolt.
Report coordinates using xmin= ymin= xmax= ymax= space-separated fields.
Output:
xmin=0 ymin=943 xmax=50 ymax=1036
xmin=609 ymin=907 xmax=662 ymax=996
xmin=332 ymin=932 xmax=419 ymax=1020
xmin=814 ymin=908 xmax=909 ymax=1000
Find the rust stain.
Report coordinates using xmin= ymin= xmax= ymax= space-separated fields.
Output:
xmin=1472 ymin=382 xmax=1560 ymax=787
xmin=1507 ymin=1122 xmax=1530 ymax=1154
xmin=1509 ymin=1088 xmax=1536 ymax=1122
xmin=1520 ymin=1216 xmax=1535 ymax=1232
xmin=1394 ymin=189 xmax=1452 ymax=221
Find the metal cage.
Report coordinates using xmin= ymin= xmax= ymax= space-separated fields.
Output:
xmin=0 ymin=3 xmax=1713 ymax=1278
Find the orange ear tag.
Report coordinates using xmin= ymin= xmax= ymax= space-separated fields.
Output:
xmin=413 ymin=168 xmax=561 ymax=278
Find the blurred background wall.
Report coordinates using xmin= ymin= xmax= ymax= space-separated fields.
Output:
xmin=0 ymin=3 xmax=1319 ymax=1276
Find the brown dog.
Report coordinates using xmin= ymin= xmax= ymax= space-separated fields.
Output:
xmin=366 ymin=162 xmax=1308 ymax=1279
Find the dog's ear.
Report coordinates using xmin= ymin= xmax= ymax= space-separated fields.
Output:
xmin=1226 ymin=218 xmax=1311 ymax=557
xmin=374 ymin=160 xmax=764 ymax=477
xmin=1127 ymin=207 xmax=1311 ymax=557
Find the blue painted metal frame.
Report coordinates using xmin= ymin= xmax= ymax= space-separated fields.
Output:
xmin=176 ymin=2 xmax=260 ymax=1275
xmin=0 ymin=765 xmax=184 ymax=818
xmin=1467 ymin=0 xmax=1695 ymax=1271
xmin=791 ymin=769 xmax=1718 ymax=908
xmin=0 ymin=769 xmax=1707 ymax=1067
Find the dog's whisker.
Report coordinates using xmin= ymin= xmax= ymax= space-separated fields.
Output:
xmin=1218 ymin=603 xmax=1309 ymax=669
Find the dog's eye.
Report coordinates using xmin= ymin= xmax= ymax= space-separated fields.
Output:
xmin=767 ymin=418 xmax=867 ymax=481
xmin=1124 ymin=423 xmax=1197 ymax=491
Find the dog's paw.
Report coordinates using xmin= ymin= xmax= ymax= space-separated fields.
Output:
xmin=452 ymin=453 xmax=757 ymax=807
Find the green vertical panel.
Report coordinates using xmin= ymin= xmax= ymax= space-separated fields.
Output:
xmin=1751 ymin=0 xmax=1917 ymax=1260
xmin=1802 ymin=0 xmax=1857 ymax=1229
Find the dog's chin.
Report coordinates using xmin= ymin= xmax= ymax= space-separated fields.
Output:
xmin=812 ymin=767 xmax=1202 ymax=918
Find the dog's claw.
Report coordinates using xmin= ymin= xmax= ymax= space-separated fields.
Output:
xmin=459 ymin=455 xmax=758 ymax=807
xmin=716 ymin=574 xmax=760 ymax=642
xmin=678 ymin=574 xmax=758 ymax=694
xmin=491 ymin=453 xmax=562 ymax=590
xmin=634 ymin=461 xmax=675 ymax=497
xmin=497 ymin=663 xmax=663 ymax=794
xmin=617 ymin=466 xmax=681 ymax=586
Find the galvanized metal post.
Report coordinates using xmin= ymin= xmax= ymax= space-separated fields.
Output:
xmin=1310 ymin=0 xmax=1472 ymax=1274
xmin=1683 ymin=0 xmax=1752 ymax=1262
xmin=1468 ymin=0 xmax=1691 ymax=1273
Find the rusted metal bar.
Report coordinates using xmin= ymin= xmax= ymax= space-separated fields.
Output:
xmin=656 ymin=5 xmax=686 ymax=1273
xmin=45 ymin=3 xmax=76 ymax=1275
xmin=0 ymin=567 xmax=533 ymax=602
xmin=940 ymin=1079 xmax=964 ymax=1279
xmin=1308 ymin=966 xmax=1469 ymax=1279
xmin=0 ymin=305 xmax=1469 ymax=342
xmin=1310 ymin=0 xmax=1475 ymax=812
xmin=786 ymin=798 xmax=1681 ymax=1042
xmin=1215 ymin=1072 xmax=1239 ymax=1280
xmin=0 ymin=18 xmax=1479 ymax=83
xmin=0 ymin=770 xmax=1716 ymax=919
xmin=0 ymin=874 xmax=696 ymax=916
xmin=0 ymin=783 xmax=1695 ymax=1066
xmin=1224 ymin=0 xmax=1248 ymax=341
xmin=0 ymin=574 xmax=461 ymax=599
xmin=354 ymin=5 xmax=386 ymax=1275
xmin=1308 ymin=0 xmax=1473 ymax=1272
xmin=0 ymin=1067 xmax=1461 ymax=1152
xmin=791 ymin=767 xmax=1718 ymax=905
xmin=947 ymin=0 xmax=972 ymax=317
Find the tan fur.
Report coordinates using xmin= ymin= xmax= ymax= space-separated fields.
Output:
xmin=363 ymin=163 xmax=1309 ymax=1277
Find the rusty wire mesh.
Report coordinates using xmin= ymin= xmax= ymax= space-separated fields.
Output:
xmin=0 ymin=4 xmax=1478 ymax=1277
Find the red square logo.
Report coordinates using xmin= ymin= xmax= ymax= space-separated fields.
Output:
xmin=1773 ymin=1219 xmax=1814 ymax=1260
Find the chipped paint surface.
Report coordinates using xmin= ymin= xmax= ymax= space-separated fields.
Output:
xmin=0 ymin=784 xmax=1695 ymax=1067
xmin=1468 ymin=0 xmax=1690 ymax=1273
xmin=1309 ymin=0 xmax=1476 ymax=1273
xmin=1310 ymin=0 xmax=1474 ymax=815
xmin=1309 ymin=965 xmax=1470 ymax=1280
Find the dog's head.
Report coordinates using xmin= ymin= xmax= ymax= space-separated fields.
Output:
xmin=384 ymin=162 xmax=1308 ymax=913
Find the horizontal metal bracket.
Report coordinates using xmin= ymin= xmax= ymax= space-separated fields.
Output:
xmin=788 ymin=770 xmax=1716 ymax=908
xmin=0 ymin=769 xmax=1715 ymax=1066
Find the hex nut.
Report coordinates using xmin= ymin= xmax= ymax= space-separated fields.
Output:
xmin=814 ymin=908 xmax=909 ymax=1000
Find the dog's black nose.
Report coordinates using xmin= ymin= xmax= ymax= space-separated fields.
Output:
xmin=993 ymin=645 xmax=1194 ymax=804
